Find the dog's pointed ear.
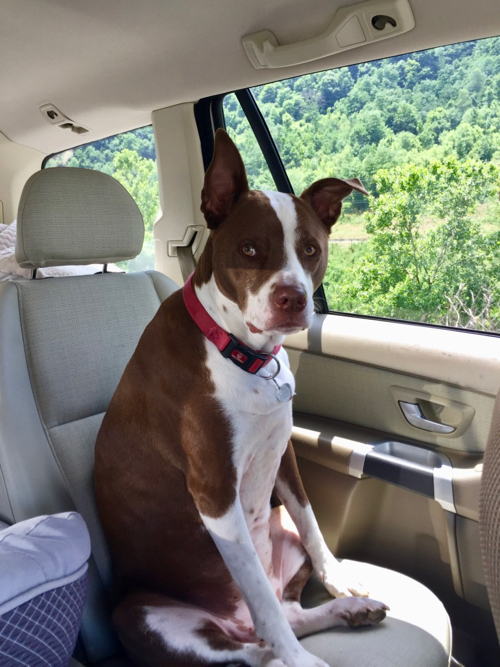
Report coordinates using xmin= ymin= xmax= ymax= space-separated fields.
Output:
xmin=201 ymin=129 xmax=249 ymax=229
xmin=300 ymin=178 xmax=369 ymax=232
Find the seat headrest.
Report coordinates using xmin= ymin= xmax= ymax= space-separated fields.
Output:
xmin=16 ymin=168 xmax=145 ymax=269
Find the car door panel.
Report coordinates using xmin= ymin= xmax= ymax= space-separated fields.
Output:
xmin=284 ymin=312 xmax=500 ymax=618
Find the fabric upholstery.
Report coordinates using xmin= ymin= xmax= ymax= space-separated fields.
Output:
xmin=300 ymin=561 xmax=451 ymax=667
xmin=480 ymin=388 xmax=500 ymax=640
xmin=0 ymin=573 xmax=88 ymax=667
xmin=1 ymin=219 xmax=124 ymax=280
xmin=0 ymin=269 xmax=178 ymax=663
xmin=0 ymin=281 xmax=75 ymax=524
xmin=16 ymin=272 xmax=167 ymax=428
xmin=16 ymin=168 xmax=144 ymax=268
xmin=0 ymin=512 xmax=89 ymax=615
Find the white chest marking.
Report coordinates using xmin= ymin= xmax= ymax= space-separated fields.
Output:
xmin=204 ymin=338 xmax=293 ymax=545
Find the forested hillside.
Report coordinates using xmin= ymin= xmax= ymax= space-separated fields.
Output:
xmin=224 ymin=37 xmax=500 ymax=330
xmin=48 ymin=37 xmax=500 ymax=330
xmin=226 ymin=37 xmax=500 ymax=200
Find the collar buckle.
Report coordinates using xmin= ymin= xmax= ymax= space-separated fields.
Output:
xmin=221 ymin=333 xmax=270 ymax=373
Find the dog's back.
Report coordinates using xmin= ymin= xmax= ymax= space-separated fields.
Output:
xmin=95 ymin=289 xmax=239 ymax=611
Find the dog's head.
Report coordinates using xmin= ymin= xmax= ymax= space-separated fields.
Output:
xmin=196 ymin=129 xmax=368 ymax=341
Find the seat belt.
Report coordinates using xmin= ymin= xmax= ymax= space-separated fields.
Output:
xmin=177 ymin=243 xmax=196 ymax=282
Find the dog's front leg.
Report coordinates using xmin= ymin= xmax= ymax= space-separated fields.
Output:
xmin=275 ymin=441 xmax=368 ymax=598
xmin=200 ymin=499 xmax=329 ymax=667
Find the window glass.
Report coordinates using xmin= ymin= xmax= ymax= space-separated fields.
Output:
xmin=225 ymin=38 xmax=500 ymax=333
xmin=45 ymin=126 xmax=159 ymax=272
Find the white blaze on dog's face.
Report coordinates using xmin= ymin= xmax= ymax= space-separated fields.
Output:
xmin=197 ymin=129 xmax=368 ymax=340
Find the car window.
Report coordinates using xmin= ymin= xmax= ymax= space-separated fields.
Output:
xmin=222 ymin=93 xmax=276 ymax=191
xmin=223 ymin=38 xmax=500 ymax=334
xmin=44 ymin=126 xmax=158 ymax=272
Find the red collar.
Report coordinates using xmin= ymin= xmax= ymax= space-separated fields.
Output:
xmin=183 ymin=274 xmax=281 ymax=374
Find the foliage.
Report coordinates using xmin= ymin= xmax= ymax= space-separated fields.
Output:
xmin=236 ymin=36 xmax=500 ymax=201
xmin=112 ymin=149 xmax=159 ymax=243
xmin=328 ymin=159 xmax=500 ymax=328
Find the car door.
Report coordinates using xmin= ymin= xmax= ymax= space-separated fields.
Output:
xmin=195 ymin=40 xmax=500 ymax=665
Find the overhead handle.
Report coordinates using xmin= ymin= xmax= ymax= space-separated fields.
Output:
xmin=242 ymin=0 xmax=415 ymax=69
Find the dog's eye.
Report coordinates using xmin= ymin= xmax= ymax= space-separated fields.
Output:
xmin=242 ymin=244 xmax=257 ymax=257
xmin=304 ymin=245 xmax=317 ymax=256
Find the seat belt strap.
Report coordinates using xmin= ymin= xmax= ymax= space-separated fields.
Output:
xmin=177 ymin=244 xmax=197 ymax=282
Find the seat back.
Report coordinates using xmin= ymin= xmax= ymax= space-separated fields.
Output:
xmin=480 ymin=389 xmax=500 ymax=641
xmin=0 ymin=168 xmax=178 ymax=663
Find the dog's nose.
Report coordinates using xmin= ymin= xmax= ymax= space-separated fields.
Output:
xmin=272 ymin=285 xmax=307 ymax=312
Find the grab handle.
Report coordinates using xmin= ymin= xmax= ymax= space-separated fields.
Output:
xmin=242 ymin=0 xmax=415 ymax=69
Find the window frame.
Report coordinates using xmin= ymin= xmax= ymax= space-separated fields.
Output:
xmin=41 ymin=122 xmax=156 ymax=170
xmin=195 ymin=68 xmax=500 ymax=339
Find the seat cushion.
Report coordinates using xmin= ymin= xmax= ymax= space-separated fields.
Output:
xmin=300 ymin=560 xmax=451 ymax=666
xmin=88 ymin=560 xmax=450 ymax=667
xmin=0 ymin=270 xmax=179 ymax=665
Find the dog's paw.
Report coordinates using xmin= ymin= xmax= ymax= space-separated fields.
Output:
xmin=270 ymin=647 xmax=329 ymax=667
xmin=322 ymin=570 xmax=369 ymax=598
xmin=337 ymin=596 xmax=389 ymax=627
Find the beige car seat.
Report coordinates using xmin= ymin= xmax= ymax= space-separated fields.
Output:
xmin=0 ymin=167 xmax=452 ymax=666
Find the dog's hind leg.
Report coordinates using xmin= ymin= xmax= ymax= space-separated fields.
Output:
xmin=275 ymin=441 xmax=368 ymax=598
xmin=113 ymin=590 xmax=285 ymax=667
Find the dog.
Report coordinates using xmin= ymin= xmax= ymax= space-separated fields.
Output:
xmin=95 ymin=129 xmax=387 ymax=667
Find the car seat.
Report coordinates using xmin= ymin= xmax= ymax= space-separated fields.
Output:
xmin=0 ymin=166 xmax=452 ymax=666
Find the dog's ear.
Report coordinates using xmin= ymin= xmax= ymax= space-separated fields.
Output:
xmin=201 ymin=129 xmax=249 ymax=229
xmin=300 ymin=177 xmax=369 ymax=232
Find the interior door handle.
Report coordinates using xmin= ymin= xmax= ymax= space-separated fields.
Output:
xmin=399 ymin=401 xmax=455 ymax=434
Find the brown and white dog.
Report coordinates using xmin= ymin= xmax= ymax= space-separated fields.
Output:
xmin=95 ymin=129 xmax=387 ymax=667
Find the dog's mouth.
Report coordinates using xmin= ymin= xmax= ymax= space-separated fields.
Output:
xmin=246 ymin=316 xmax=309 ymax=336
xmin=247 ymin=322 xmax=263 ymax=334
xmin=271 ymin=320 xmax=309 ymax=334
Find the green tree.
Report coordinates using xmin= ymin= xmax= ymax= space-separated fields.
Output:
xmin=112 ymin=149 xmax=159 ymax=243
xmin=392 ymin=102 xmax=421 ymax=134
xmin=339 ymin=159 xmax=500 ymax=325
xmin=112 ymin=149 xmax=160 ymax=271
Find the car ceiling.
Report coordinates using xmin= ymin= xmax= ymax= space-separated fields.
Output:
xmin=2 ymin=0 xmax=500 ymax=155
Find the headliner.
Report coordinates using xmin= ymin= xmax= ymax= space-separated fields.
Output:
xmin=2 ymin=0 xmax=499 ymax=154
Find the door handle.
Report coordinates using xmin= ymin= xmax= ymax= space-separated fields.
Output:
xmin=399 ymin=401 xmax=455 ymax=434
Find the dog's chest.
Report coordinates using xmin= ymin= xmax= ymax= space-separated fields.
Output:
xmin=204 ymin=340 xmax=294 ymax=506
